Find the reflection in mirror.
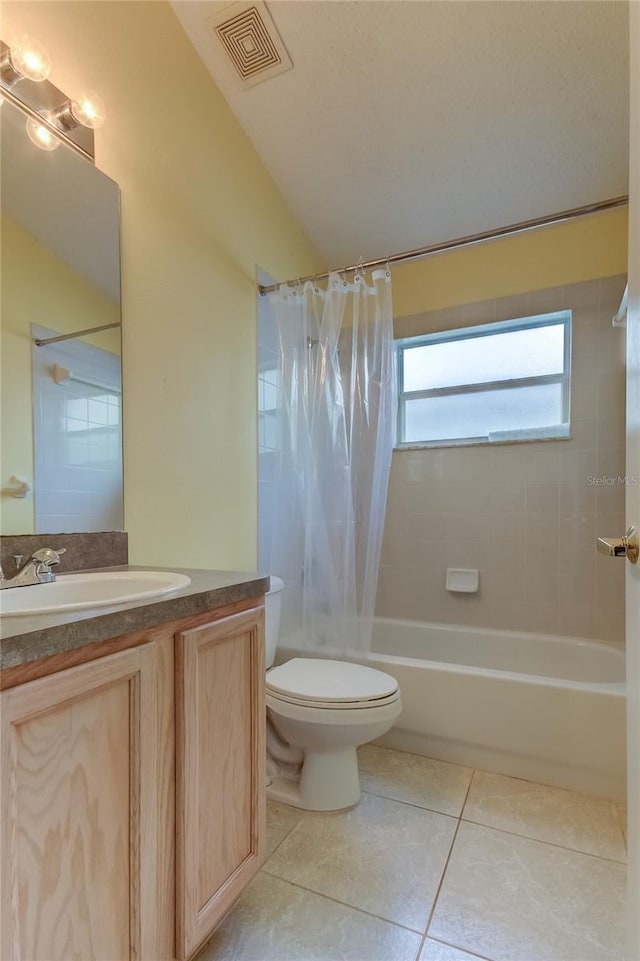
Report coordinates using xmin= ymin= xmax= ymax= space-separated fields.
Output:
xmin=1 ymin=98 xmax=123 ymax=534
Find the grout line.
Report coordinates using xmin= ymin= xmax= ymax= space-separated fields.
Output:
xmin=459 ymin=816 xmax=628 ymax=865
xmin=260 ymin=867 xmax=426 ymax=936
xmin=264 ymin=805 xmax=306 ymax=861
xmin=361 ymin=787 xmax=461 ymax=821
xmin=459 ymin=767 xmax=478 ymax=819
xmin=417 ymin=769 xmax=477 ymax=956
xmin=426 ymin=935 xmax=495 ymax=961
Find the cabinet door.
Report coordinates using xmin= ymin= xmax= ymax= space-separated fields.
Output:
xmin=0 ymin=636 xmax=175 ymax=961
xmin=176 ymin=606 xmax=265 ymax=960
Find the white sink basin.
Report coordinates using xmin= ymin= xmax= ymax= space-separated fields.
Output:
xmin=0 ymin=571 xmax=191 ymax=616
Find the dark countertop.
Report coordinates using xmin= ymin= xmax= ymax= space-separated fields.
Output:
xmin=0 ymin=566 xmax=270 ymax=672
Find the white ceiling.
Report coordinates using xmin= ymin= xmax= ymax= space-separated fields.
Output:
xmin=172 ymin=0 xmax=629 ymax=270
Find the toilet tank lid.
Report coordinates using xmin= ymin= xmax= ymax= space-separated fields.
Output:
xmin=266 ymin=658 xmax=398 ymax=703
xmin=268 ymin=575 xmax=285 ymax=594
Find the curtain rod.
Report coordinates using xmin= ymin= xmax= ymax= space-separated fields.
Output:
xmin=34 ymin=322 xmax=121 ymax=347
xmin=258 ymin=195 xmax=628 ymax=295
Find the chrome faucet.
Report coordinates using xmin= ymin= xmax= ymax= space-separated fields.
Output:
xmin=0 ymin=548 xmax=66 ymax=589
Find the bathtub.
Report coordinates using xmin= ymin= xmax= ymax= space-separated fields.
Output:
xmin=280 ymin=618 xmax=626 ymax=801
xmin=367 ymin=619 xmax=626 ymax=801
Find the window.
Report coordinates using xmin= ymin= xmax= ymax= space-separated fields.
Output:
xmin=396 ymin=311 xmax=571 ymax=447
xmin=258 ymin=366 xmax=279 ymax=452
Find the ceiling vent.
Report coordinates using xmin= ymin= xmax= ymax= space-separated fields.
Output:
xmin=206 ymin=1 xmax=293 ymax=89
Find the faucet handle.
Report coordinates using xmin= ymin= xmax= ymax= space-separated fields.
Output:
xmin=32 ymin=547 xmax=66 ymax=569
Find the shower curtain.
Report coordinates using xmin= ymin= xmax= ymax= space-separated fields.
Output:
xmin=269 ymin=269 xmax=395 ymax=655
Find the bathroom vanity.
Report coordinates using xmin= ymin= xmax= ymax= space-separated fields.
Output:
xmin=0 ymin=567 xmax=268 ymax=961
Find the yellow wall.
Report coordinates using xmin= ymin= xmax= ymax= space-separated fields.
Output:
xmin=1 ymin=215 xmax=121 ymax=534
xmin=393 ymin=207 xmax=628 ymax=318
xmin=2 ymin=1 xmax=323 ymax=568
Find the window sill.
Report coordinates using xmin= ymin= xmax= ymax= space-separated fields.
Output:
xmin=395 ymin=426 xmax=572 ymax=452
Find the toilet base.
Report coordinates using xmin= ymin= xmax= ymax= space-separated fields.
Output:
xmin=266 ymin=746 xmax=361 ymax=811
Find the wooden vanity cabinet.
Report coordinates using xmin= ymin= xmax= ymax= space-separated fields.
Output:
xmin=175 ymin=606 xmax=265 ymax=960
xmin=0 ymin=599 xmax=265 ymax=961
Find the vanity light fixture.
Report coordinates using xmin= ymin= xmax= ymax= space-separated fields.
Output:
xmin=55 ymin=90 xmax=106 ymax=132
xmin=0 ymin=37 xmax=104 ymax=161
xmin=0 ymin=35 xmax=51 ymax=84
xmin=26 ymin=115 xmax=60 ymax=151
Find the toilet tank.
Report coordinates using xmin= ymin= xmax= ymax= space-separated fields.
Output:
xmin=265 ymin=576 xmax=284 ymax=668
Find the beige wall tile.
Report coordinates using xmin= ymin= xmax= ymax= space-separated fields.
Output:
xmin=598 ymin=414 xmax=626 ymax=450
xmin=558 ymin=513 xmax=598 ymax=551
xmin=597 ymin=576 xmax=626 ymax=611
xmin=526 ymin=541 xmax=559 ymax=575
xmin=560 ymin=448 xmax=597 ymax=484
xmin=524 ymin=568 xmax=560 ymax=605
xmin=596 ymin=447 xmax=626 ymax=478
xmin=381 ymin=277 xmax=626 ymax=645
xmin=557 ymin=604 xmax=599 ymax=639
xmin=596 ymin=608 xmax=626 ymax=645
xmin=481 ymin=569 xmax=526 ymax=604
xmin=559 ymin=482 xmax=598 ymax=514
xmin=525 ymin=512 xmax=560 ymax=546
xmin=597 ymin=484 xmax=626 ymax=513
xmin=597 ymin=372 xmax=626 ymax=418
xmin=557 ymin=574 xmax=597 ymax=608
xmin=569 ymin=418 xmax=598 ymax=450
xmin=519 ymin=601 xmax=561 ymax=634
xmin=525 ymin=483 xmax=559 ymax=513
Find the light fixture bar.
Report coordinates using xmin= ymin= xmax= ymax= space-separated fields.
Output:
xmin=0 ymin=40 xmax=95 ymax=161
xmin=0 ymin=83 xmax=93 ymax=162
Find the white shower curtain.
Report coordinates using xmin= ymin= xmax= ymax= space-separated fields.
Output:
xmin=269 ymin=269 xmax=395 ymax=655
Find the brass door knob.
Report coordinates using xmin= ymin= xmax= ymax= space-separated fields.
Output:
xmin=597 ymin=526 xmax=639 ymax=565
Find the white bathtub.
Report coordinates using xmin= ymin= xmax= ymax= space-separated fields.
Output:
xmin=280 ymin=618 xmax=626 ymax=800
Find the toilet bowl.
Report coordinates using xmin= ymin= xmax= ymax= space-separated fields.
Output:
xmin=265 ymin=577 xmax=402 ymax=811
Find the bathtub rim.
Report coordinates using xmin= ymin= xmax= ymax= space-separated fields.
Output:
xmin=278 ymin=615 xmax=626 ymax=694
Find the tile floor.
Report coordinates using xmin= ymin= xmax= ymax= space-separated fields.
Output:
xmin=197 ymin=745 xmax=627 ymax=961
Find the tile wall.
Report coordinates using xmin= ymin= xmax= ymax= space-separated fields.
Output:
xmin=377 ymin=275 xmax=628 ymax=644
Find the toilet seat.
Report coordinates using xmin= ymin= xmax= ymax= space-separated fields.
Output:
xmin=267 ymin=687 xmax=401 ymax=710
xmin=266 ymin=658 xmax=399 ymax=709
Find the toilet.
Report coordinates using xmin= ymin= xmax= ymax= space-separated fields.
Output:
xmin=265 ymin=576 xmax=402 ymax=811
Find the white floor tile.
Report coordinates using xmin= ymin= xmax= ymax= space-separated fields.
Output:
xmin=358 ymin=744 xmax=473 ymax=816
xmin=429 ymin=821 xmax=626 ymax=961
xmin=266 ymin=801 xmax=305 ymax=858
xmin=463 ymin=770 xmax=626 ymax=861
xmin=198 ymin=872 xmax=422 ymax=961
xmin=265 ymin=792 xmax=457 ymax=932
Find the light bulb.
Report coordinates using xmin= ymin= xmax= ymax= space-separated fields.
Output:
xmin=9 ymin=35 xmax=51 ymax=82
xmin=70 ymin=90 xmax=106 ymax=129
xmin=26 ymin=116 xmax=61 ymax=151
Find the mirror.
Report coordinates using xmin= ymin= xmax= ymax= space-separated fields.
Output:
xmin=1 ymin=98 xmax=123 ymax=535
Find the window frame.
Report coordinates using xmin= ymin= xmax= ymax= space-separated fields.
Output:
xmin=395 ymin=310 xmax=572 ymax=449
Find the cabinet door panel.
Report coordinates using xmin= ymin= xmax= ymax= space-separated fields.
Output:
xmin=197 ymin=633 xmax=253 ymax=902
xmin=176 ymin=607 xmax=265 ymax=960
xmin=1 ymin=638 xmax=175 ymax=961
xmin=16 ymin=678 xmax=131 ymax=961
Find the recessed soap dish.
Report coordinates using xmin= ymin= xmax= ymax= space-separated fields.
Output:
xmin=445 ymin=568 xmax=479 ymax=593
